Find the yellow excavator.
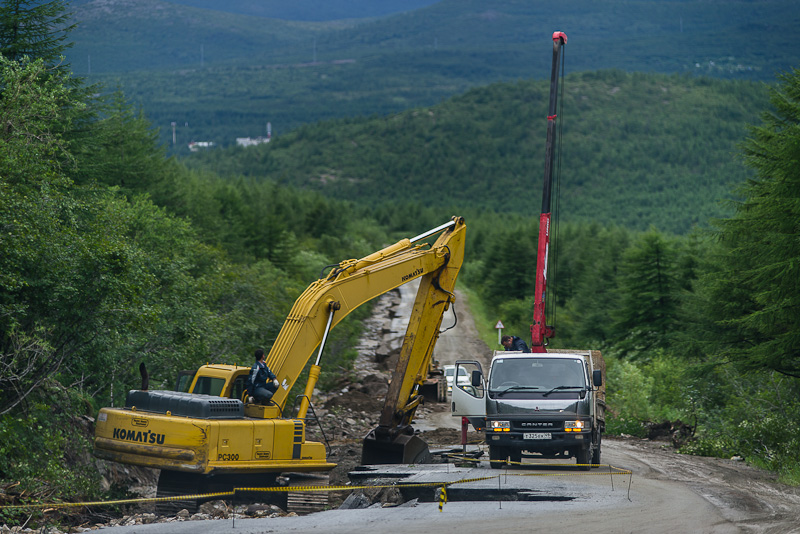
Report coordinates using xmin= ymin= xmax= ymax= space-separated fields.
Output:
xmin=93 ymin=217 xmax=466 ymax=509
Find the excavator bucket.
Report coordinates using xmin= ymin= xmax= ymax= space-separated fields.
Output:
xmin=361 ymin=428 xmax=432 ymax=465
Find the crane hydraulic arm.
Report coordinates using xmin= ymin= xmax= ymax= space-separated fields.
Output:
xmin=531 ymin=31 xmax=567 ymax=353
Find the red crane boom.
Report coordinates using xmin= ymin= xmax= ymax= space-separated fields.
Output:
xmin=530 ymin=31 xmax=567 ymax=353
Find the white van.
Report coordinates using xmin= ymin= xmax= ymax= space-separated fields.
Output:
xmin=443 ymin=364 xmax=469 ymax=394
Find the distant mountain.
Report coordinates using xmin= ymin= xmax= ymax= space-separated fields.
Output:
xmin=162 ymin=0 xmax=441 ymax=21
xmin=67 ymin=0 xmax=800 ymax=76
xmin=67 ymin=0 xmax=319 ymax=73
xmin=63 ymin=0 xmax=798 ymax=150
xmin=185 ymin=71 xmax=770 ymax=234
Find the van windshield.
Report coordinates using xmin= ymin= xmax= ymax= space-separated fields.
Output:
xmin=489 ymin=358 xmax=586 ymax=392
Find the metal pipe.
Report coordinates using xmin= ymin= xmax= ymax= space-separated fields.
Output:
xmin=314 ymin=302 xmax=338 ymax=366
xmin=298 ymin=302 xmax=339 ymax=419
xmin=409 ymin=219 xmax=456 ymax=244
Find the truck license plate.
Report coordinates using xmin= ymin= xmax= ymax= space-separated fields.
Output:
xmin=523 ymin=432 xmax=552 ymax=440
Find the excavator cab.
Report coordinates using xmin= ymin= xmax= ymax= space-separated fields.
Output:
xmin=174 ymin=370 xmax=196 ymax=392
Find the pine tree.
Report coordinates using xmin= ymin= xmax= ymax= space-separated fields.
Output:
xmin=613 ymin=229 xmax=679 ymax=355
xmin=0 ymin=0 xmax=99 ymax=173
xmin=0 ymin=0 xmax=75 ymax=67
xmin=697 ymin=68 xmax=800 ymax=376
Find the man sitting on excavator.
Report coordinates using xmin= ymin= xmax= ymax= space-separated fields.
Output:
xmin=247 ymin=348 xmax=279 ymax=404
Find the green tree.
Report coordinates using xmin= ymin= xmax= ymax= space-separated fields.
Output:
xmin=0 ymin=55 xmax=78 ymax=183
xmin=0 ymin=56 xmax=86 ymax=412
xmin=0 ymin=56 xmax=205 ymax=412
xmin=70 ymin=90 xmax=175 ymax=196
xmin=554 ymin=224 xmax=631 ymax=347
xmin=696 ymin=68 xmax=800 ymax=377
xmin=612 ymin=229 xmax=680 ymax=355
xmin=0 ymin=0 xmax=74 ymax=67
xmin=480 ymin=222 xmax=536 ymax=308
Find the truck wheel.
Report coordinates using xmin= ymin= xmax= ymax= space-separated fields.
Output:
xmin=591 ymin=433 xmax=602 ymax=467
xmin=509 ymin=449 xmax=522 ymax=466
xmin=488 ymin=444 xmax=507 ymax=469
xmin=575 ymin=447 xmax=591 ymax=471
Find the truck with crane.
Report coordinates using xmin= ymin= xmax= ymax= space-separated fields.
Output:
xmin=93 ymin=217 xmax=466 ymax=509
xmin=451 ymin=33 xmax=606 ymax=470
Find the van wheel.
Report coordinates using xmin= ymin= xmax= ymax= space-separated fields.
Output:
xmin=488 ymin=445 xmax=507 ymax=469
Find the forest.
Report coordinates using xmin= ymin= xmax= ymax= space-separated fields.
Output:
xmin=185 ymin=71 xmax=769 ymax=234
xmin=63 ymin=0 xmax=800 ymax=149
xmin=1 ymin=0 xmax=800 ymax=528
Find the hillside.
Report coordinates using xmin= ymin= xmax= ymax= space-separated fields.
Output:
xmin=63 ymin=0 xmax=799 ymax=149
xmin=162 ymin=0 xmax=440 ymax=21
xmin=185 ymin=71 xmax=769 ymax=234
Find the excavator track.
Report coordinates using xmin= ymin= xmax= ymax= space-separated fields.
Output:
xmin=156 ymin=470 xmax=291 ymax=516
xmin=156 ymin=470 xmax=205 ymax=515
xmin=285 ymin=473 xmax=331 ymax=514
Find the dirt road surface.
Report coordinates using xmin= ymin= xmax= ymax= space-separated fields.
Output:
xmin=98 ymin=284 xmax=800 ymax=533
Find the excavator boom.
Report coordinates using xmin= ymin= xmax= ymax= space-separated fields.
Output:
xmin=266 ymin=216 xmax=465 ymax=464
xmin=266 ymin=217 xmax=465 ymax=419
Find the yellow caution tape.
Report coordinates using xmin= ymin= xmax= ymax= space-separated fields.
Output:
xmin=0 ymin=491 xmax=237 ymax=510
xmin=0 ymin=463 xmax=631 ymax=511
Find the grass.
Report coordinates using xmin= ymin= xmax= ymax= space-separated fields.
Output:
xmin=458 ymin=284 xmax=502 ymax=352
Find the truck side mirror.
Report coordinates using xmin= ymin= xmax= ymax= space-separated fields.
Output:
xmin=592 ymin=369 xmax=603 ymax=388
xmin=471 ymin=370 xmax=482 ymax=387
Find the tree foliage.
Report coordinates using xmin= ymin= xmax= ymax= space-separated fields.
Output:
xmin=187 ymin=72 xmax=769 ymax=234
xmin=0 ymin=0 xmax=74 ymax=67
xmin=0 ymin=56 xmax=82 ymax=413
xmin=689 ymin=69 xmax=800 ymax=377
xmin=612 ymin=230 xmax=681 ymax=355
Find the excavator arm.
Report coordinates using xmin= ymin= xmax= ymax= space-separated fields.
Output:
xmin=361 ymin=257 xmax=463 ymax=464
xmin=264 ymin=216 xmax=466 ymax=451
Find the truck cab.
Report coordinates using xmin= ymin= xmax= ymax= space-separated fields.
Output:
xmin=452 ymin=349 xmax=605 ymax=469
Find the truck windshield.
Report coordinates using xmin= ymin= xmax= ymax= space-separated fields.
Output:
xmin=489 ymin=358 xmax=586 ymax=392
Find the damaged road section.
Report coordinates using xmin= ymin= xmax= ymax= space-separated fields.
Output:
xmin=346 ymin=463 xmax=617 ymax=504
